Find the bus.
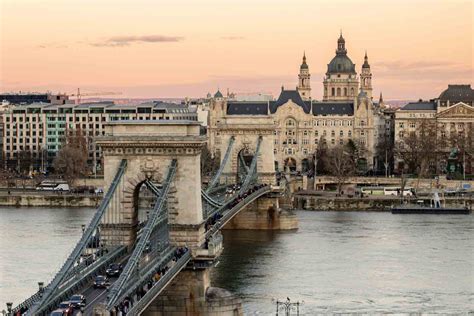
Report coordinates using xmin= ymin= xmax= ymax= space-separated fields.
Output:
xmin=36 ymin=180 xmax=70 ymax=192
xmin=383 ymin=186 xmax=414 ymax=196
xmin=359 ymin=186 xmax=414 ymax=196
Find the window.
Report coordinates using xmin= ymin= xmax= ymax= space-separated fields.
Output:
xmin=344 ymin=87 xmax=347 ymax=96
xmin=348 ymin=131 xmax=352 ymax=137
xmin=303 ymin=148 xmax=308 ymax=155
xmin=399 ymin=122 xmax=405 ymax=128
xmin=314 ymin=139 xmax=318 ymax=144
xmin=303 ymin=131 xmax=308 ymax=136
xmin=409 ymin=122 xmax=416 ymax=128
xmin=315 ymin=131 xmax=319 ymax=137
xmin=331 ymin=130 xmax=335 ymax=137
xmin=286 ymin=119 xmax=296 ymax=127
xmin=332 ymin=88 xmax=335 ymax=96
xmin=337 ymin=88 xmax=341 ymax=96
xmin=340 ymin=130 xmax=344 ymax=137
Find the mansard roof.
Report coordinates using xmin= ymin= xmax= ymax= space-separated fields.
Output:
xmin=226 ymin=101 xmax=268 ymax=115
xmin=312 ymin=101 xmax=354 ymax=116
xmin=269 ymin=89 xmax=311 ymax=114
xmin=401 ymin=101 xmax=437 ymax=111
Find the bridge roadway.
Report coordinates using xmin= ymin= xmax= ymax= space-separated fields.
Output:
xmin=16 ymin=183 xmax=274 ymax=315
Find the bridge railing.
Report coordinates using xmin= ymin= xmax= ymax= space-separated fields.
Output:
xmin=125 ymin=251 xmax=192 ymax=316
xmin=38 ymin=246 xmax=128 ymax=314
xmin=19 ymin=159 xmax=128 ymax=315
xmin=206 ymin=185 xmax=272 ymax=239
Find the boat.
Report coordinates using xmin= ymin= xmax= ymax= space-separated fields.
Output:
xmin=391 ymin=191 xmax=471 ymax=215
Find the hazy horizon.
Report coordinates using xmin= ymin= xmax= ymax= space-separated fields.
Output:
xmin=1 ymin=0 xmax=472 ymax=100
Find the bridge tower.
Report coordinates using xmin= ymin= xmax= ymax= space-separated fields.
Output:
xmin=217 ymin=115 xmax=276 ymax=185
xmin=97 ymin=121 xmax=207 ymax=248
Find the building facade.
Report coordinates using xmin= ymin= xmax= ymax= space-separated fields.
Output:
xmin=2 ymin=101 xmax=197 ymax=174
xmin=209 ymin=34 xmax=387 ymax=174
xmin=394 ymin=84 xmax=474 ymax=175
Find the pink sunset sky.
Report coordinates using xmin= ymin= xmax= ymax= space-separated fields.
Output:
xmin=0 ymin=0 xmax=472 ymax=100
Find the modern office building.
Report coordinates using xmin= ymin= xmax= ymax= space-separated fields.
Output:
xmin=2 ymin=101 xmax=197 ymax=173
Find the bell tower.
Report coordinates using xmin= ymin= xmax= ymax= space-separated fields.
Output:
xmin=360 ymin=51 xmax=373 ymax=99
xmin=297 ymin=52 xmax=311 ymax=101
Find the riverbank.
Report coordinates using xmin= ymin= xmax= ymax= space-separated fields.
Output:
xmin=293 ymin=194 xmax=473 ymax=211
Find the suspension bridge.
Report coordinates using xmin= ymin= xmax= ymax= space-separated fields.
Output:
xmin=12 ymin=120 xmax=296 ymax=316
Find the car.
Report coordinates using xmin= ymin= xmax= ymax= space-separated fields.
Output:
xmin=50 ymin=309 xmax=65 ymax=316
xmin=93 ymin=275 xmax=109 ymax=289
xmin=144 ymin=241 xmax=151 ymax=253
xmin=105 ymin=263 xmax=123 ymax=277
xmin=68 ymin=294 xmax=86 ymax=309
xmin=57 ymin=301 xmax=73 ymax=316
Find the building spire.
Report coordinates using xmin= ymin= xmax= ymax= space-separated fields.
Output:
xmin=336 ymin=31 xmax=347 ymax=55
xmin=362 ymin=50 xmax=370 ymax=68
xmin=379 ymin=92 xmax=383 ymax=103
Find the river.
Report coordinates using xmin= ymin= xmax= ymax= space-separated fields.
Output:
xmin=0 ymin=208 xmax=472 ymax=314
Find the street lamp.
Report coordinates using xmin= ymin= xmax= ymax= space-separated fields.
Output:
xmin=38 ymin=281 xmax=44 ymax=296
xmin=82 ymin=224 xmax=86 ymax=234
xmin=6 ymin=303 xmax=12 ymax=316
xmin=272 ymin=297 xmax=304 ymax=316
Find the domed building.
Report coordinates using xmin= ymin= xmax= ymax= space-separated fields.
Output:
xmin=208 ymin=33 xmax=388 ymax=175
xmin=323 ymin=32 xmax=360 ymax=101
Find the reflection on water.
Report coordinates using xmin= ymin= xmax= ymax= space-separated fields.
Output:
xmin=211 ymin=211 xmax=474 ymax=314
xmin=0 ymin=208 xmax=472 ymax=313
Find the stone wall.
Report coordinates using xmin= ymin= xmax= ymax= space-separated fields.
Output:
xmin=0 ymin=194 xmax=101 ymax=207
xmin=224 ymin=196 xmax=298 ymax=230
xmin=294 ymin=196 xmax=473 ymax=211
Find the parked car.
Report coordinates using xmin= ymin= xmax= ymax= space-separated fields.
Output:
xmin=93 ymin=275 xmax=109 ymax=289
xmin=57 ymin=301 xmax=73 ymax=316
xmin=105 ymin=263 xmax=123 ymax=277
xmin=50 ymin=309 xmax=65 ymax=316
xmin=68 ymin=294 xmax=86 ymax=309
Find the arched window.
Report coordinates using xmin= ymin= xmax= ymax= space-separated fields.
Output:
xmin=331 ymin=130 xmax=335 ymax=137
xmin=337 ymin=88 xmax=341 ymax=96
xmin=350 ymin=87 xmax=354 ymax=96
xmin=286 ymin=119 xmax=295 ymax=127
xmin=344 ymin=88 xmax=347 ymax=96
xmin=340 ymin=130 xmax=344 ymax=137
xmin=332 ymin=88 xmax=335 ymax=96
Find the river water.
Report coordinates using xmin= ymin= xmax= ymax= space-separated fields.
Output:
xmin=0 ymin=208 xmax=472 ymax=314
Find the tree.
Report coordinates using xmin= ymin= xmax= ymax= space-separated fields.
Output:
xmin=200 ymin=145 xmax=220 ymax=177
xmin=395 ymin=120 xmax=438 ymax=176
xmin=17 ymin=150 xmax=33 ymax=175
xmin=53 ymin=129 xmax=89 ymax=184
xmin=324 ymin=144 xmax=355 ymax=195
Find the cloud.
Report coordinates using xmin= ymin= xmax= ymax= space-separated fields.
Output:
xmin=91 ymin=35 xmax=184 ymax=47
xmin=220 ymin=36 xmax=245 ymax=41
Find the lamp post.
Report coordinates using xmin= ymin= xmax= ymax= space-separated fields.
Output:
xmin=38 ymin=281 xmax=44 ymax=297
xmin=6 ymin=303 xmax=12 ymax=316
xmin=82 ymin=224 xmax=86 ymax=234
xmin=273 ymin=297 xmax=304 ymax=316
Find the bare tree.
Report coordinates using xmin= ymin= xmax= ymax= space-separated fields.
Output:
xmin=201 ymin=144 xmax=220 ymax=177
xmin=53 ymin=129 xmax=89 ymax=184
xmin=17 ymin=150 xmax=33 ymax=175
xmin=395 ymin=120 xmax=438 ymax=176
xmin=325 ymin=144 xmax=355 ymax=195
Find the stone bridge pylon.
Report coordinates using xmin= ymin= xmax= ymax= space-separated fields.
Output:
xmin=97 ymin=121 xmax=207 ymax=248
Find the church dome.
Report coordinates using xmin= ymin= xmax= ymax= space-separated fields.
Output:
xmin=327 ymin=55 xmax=356 ymax=74
xmin=326 ymin=32 xmax=356 ymax=74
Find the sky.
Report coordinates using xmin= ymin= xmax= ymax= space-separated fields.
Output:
xmin=0 ymin=0 xmax=473 ymax=100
